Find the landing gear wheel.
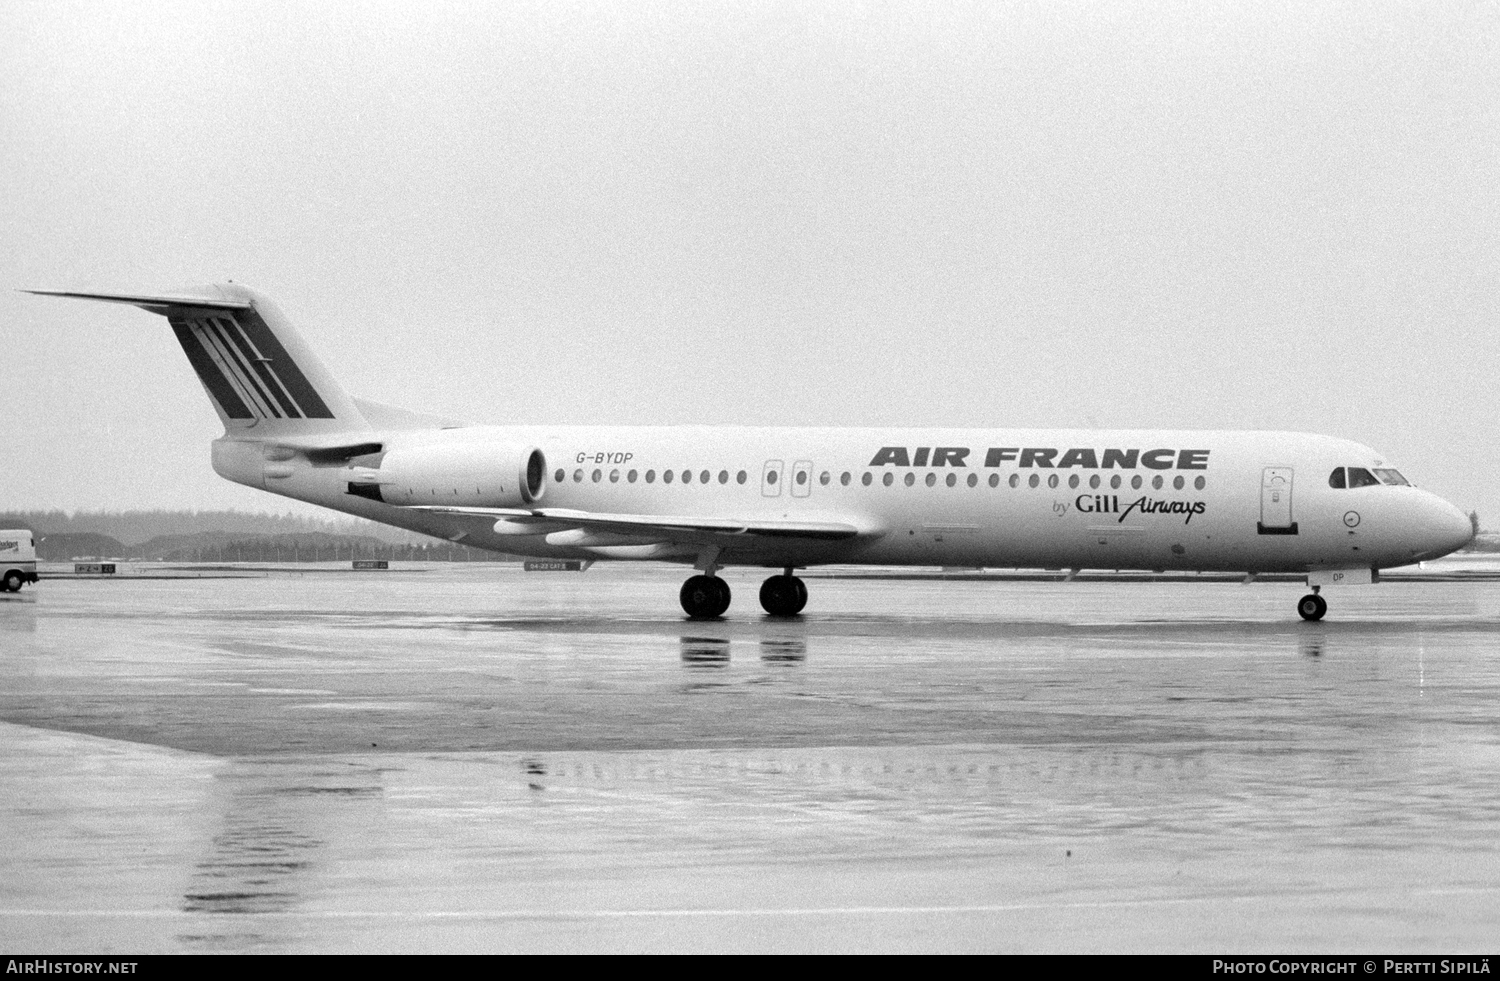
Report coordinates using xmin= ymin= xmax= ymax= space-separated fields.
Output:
xmin=1297 ymin=593 xmax=1327 ymax=621
xmin=1 ymin=571 xmax=21 ymax=593
xmin=680 ymin=575 xmax=731 ymax=619
xmin=759 ymin=575 xmax=808 ymax=617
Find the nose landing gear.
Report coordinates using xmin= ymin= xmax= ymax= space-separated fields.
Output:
xmin=759 ymin=573 xmax=807 ymax=617
xmin=680 ymin=575 xmax=731 ymax=619
xmin=1297 ymin=587 xmax=1328 ymax=621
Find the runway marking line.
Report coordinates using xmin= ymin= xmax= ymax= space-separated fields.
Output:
xmin=6 ymin=887 xmax=1497 ymax=920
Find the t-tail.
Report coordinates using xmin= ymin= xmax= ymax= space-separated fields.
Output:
xmin=25 ymin=283 xmax=369 ymax=439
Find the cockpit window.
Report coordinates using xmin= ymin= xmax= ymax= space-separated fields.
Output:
xmin=1347 ymin=467 xmax=1381 ymax=488
xmin=1373 ymin=468 xmax=1410 ymax=486
xmin=1328 ymin=468 xmax=1346 ymax=489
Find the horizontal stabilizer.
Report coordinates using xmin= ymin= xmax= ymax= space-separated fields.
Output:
xmin=28 ymin=282 xmax=368 ymax=435
xmin=23 ymin=288 xmax=251 ymax=312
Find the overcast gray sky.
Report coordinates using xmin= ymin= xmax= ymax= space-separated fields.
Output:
xmin=3 ymin=0 xmax=1496 ymax=522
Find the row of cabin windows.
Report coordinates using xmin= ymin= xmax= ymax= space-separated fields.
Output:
xmin=556 ymin=467 xmax=1207 ymax=492
xmin=562 ymin=468 xmax=750 ymax=486
xmin=854 ymin=472 xmax=1205 ymax=491
xmin=1328 ymin=467 xmax=1410 ymax=489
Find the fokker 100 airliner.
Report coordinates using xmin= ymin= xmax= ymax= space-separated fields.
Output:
xmin=30 ymin=284 xmax=1474 ymax=621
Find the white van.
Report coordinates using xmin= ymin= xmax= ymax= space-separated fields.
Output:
xmin=1 ymin=531 xmax=39 ymax=591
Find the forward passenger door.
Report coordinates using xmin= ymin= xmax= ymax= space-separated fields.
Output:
xmin=1258 ymin=467 xmax=1298 ymax=535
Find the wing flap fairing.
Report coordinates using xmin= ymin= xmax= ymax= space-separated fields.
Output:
xmin=404 ymin=504 xmax=864 ymax=545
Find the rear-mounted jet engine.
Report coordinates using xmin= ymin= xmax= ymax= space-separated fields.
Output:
xmin=348 ymin=440 xmax=546 ymax=507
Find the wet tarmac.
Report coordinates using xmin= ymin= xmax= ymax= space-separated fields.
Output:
xmin=1 ymin=563 xmax=1498 ymax=952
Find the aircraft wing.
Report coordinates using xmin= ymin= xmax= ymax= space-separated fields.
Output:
xmin=404 ymin=505 xmax=864 ymax=543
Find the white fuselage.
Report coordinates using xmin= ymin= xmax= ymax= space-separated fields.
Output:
xmin=32 ymin=283 xmax=1474 ymax=619
xmin=212 ymin=425 xmax=1473 ymax=574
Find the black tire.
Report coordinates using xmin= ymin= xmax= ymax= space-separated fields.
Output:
xmin=759 ymin=575 xmax=794 ymax=616
xmin=1 ymin=571 xmax=21 ymax=593
xmin=681 ymin=575 xmax=731 ymax=619
xmin=759 ymin=575 xmax=808 ymax=617
xmin=1297 ymin=594 xmax=1327 ymax=621
xmin=709 ymin=576 xmax=731 ymax=617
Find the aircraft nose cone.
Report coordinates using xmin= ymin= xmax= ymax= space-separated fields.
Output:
xmin=1445 ymin=502 xmax=1476 ymax=552
xmin=1421 ymin=495 xmax=1474 ymax=559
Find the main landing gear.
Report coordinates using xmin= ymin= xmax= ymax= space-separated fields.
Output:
xmin=680 ymin=575 xmax=731 ymax=620
xmin=1297 ymin=586 xmax=1328 ymax=622
xmin=759 ymin=572 xmax=807 ymax=617
xmin=678 ymin=569 xmax=809 ymax=619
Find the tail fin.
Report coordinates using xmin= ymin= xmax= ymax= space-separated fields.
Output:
xmin=26 ymin=283 xmax=369 ymax=437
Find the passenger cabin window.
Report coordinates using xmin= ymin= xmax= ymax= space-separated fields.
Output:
xmin=1348 ymin=467 xmax=1381 ymax=488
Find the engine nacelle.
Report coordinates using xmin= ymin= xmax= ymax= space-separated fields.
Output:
xmin=354 ymin=440 xmax=546 ymax=507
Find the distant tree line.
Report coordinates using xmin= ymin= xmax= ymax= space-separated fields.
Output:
xmin=33 ymin=531 xmax=518 ymax=563
xmin=0 ymin=509 xmax=424 ymax=548
xmin=2 ymin=510 xmax=519 ymax=562
xmin=158 ymin=536 xmax=515 ymax=564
